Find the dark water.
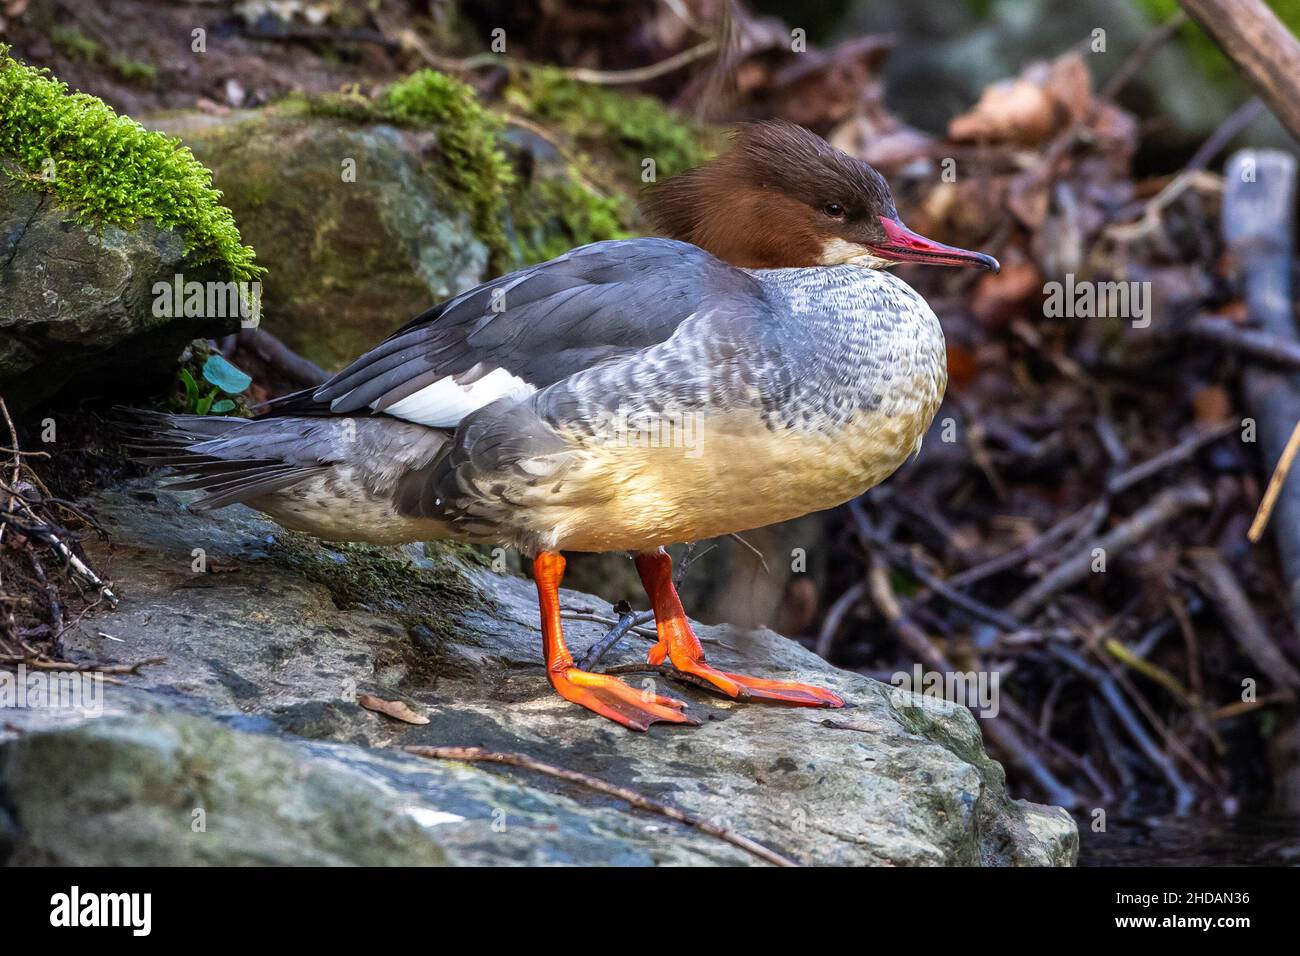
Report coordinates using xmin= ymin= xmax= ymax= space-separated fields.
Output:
xmin=1078 ymin=814 xmax=1300 ymax=866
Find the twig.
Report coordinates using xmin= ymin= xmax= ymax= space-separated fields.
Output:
xmin=726 ymin=533 xmax=770 ymax=575
xmin=0 ymin=398 xmax=117 ymax=609
xmin=1009 ymin=484 xmax=1211 ymax=619
xmin=402 ymin=745 xmax=798 ymax=867
xmin=945 ymin=501 xmax=1107 ymax=590
xmin=1186 ymin=548 xmax=1300 ymax=693
xmin=563 ymin=40 xmax=719 ymax=85
xmin=1248 ymin=416 xmax=1300 ymax=543
xmin=849 ymin=500 xmax=1022 ymax=632
xmin=814 ymin=580 xmax=864 ymax=659
xmin=1050 ymin=645 xmax=1196 ymax=810
xmin=381 ymin=8 xmax=717 ymax=87
xmin=1187 ymin=97 xmax=1266 ymax=172
xmin=602 ymin=661 xmax=729 ymax=694
xmin=576 ymin=604 xmax=651 ymax=671
xmin=1098 ymin=12 xmax=1189 ymax=103
xmin=1186 ymin=315 xmax=1300 ymax=375
xmin=1106 ymin=419 xmax=1238 ymax=495
xmin=863 ymin=541 xmax=1079 ymax=809
xmin=560 ymin=610 xmax=656 ymax=640
xmin=1178 ymin=0 xmax=1300 ymax=142
xmin=0 ymin=655 xmax=163 ymax=673
xmin=235 ymin=328 xmax=330 ymax=388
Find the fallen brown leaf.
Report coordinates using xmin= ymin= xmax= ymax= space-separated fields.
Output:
xmin=358 ymin=693 xmax=429 ymax=725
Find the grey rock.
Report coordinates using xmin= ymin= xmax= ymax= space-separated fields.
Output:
xmin=147 ymin=110 xmax=491 ymax=371
xmin=0 ymin=486 xmax=1077 ymax=866
xmin=0 ymin=176 xmax=231 ymax=413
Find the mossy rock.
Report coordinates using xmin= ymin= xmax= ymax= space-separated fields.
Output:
xmin=0 ymin=47 xmax=257 ymax=280
xmin=150 ymin=68 xmax=711 ymax=370
xmin=0 ymin=174 xmax=233 ymax=412
xmin=150 ymin=109 xmax=492 ymax=370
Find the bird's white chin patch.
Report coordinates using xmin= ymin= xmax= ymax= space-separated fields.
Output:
xmin=819 ymin=239 xmax=893 ymax=270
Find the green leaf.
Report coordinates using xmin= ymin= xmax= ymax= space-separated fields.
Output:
xmin=179 ymin=367 xmax=199 ymax=409
xmin=209 ymin=398 xmax=236 ymax=414
xmin=202 ymin=353 xmax=252 ymax=394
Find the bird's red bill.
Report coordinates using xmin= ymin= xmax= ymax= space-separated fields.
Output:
xmin=871 ymin=216 xmax=1001 ymax=272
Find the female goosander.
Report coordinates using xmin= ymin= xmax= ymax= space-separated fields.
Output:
xmin=137 ymin=121 xmax=998 ymax=731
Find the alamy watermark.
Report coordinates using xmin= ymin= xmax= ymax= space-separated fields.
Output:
xmin=589 ymin=404 xmax=705 ymax=459
xmin=1043 ymin=274 xmax=1151 ymax=328
xmin=50 ymin=886 xmax=151 ymax=936
xmin=152 ymin=273 xmax=262 ymax=328
xmin=889 ymin=664 xmax=1000 ymax=718
xmin=0 ymin=664 xmax=103 ymax=716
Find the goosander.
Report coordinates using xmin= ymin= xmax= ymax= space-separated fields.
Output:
xmin=134 ymin=120 xmax=998 ymax=731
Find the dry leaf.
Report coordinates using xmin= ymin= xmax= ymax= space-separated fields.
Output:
xmin=1191 ymin=384 xmax=1233 ymax=425
xmin=358 ymin=693 xmax=429 ymax=725
xmin=949 ymin=77 xmax=1057 ymax=145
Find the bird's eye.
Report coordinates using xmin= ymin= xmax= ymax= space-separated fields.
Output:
xmin=823 ymin=203 xmax=845 ymax=218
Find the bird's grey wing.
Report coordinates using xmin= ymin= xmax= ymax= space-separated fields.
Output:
xmin=282 ymin=238 xmax=765 ymax=428
xmin=401 ymin=297 xmax=803 ymax=547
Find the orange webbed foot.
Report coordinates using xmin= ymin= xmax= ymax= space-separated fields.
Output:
xmin=658 ymin=652 xmax=845 ymax=708
xmin=551 ymin=667 xmax=699 ymax=731
xmin=638 ymin=549 xmax=845 ymax=710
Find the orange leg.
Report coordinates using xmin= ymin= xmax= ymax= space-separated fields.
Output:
xmin=533 ymin=552 xmax=697 ymax=731
xmin=634 ymin=548 xmax=845 ymax=708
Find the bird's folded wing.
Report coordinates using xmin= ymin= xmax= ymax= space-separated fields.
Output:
xmin=272 ymin=238 xmax=768 ymax=429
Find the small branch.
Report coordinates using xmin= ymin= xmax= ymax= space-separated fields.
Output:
xmin=1051 ymin=645 xmax=1196 ymax=810
xmin=1099 ymin=11 xmax=1188 ymax=102
xmin=236 ymin=328 xmax=330 ymax=388
xmin=1186 ymin=315 xmax=1300 ymax=375
xmin=560 ymin=610 xmax=656 ymax=641
xmin=1178 ymin=0 xmax=1300 ymax=143
xmin=402 ymin=745 xmax=798 ymax=867
xmin=0 ymin=655 xmax=164 ymax=673
xmin=726 ymin=533 xmax=770 ymax=575
xmin=945 ymin=501 xmax=1107 ymax=591
xmin=1187 ymin=548 xmax=1300 ymax=693
xmin=814 ymin=580 xmax=865 ymax=659
xmin=1009 ymin=484 xmax=1211 ymax=619
xmin=1106 ymin=419 xmax=1238 ymax=495
xmin=1248 ymin=416 xmax=1300 ymax=543
xmin=563 ymin=40 xmax=719 ymax=85
xmin=576 ymin=604 xmax=652 ymax=671
xmin=602 ymin=660 xmax=727 ymax=694
xmin=1187 ymin=97 xmax=1266 ymax=171
xmin=862 ymin=539 xmax=1079 ymax=809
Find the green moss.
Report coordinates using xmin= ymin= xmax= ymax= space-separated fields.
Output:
xmin=49 ymin=25 xmax=101 ymax=63
xmin=305 ymin=70 xmax=515 ymax=265
xmin=48 ymin=25 xmax=156 ymax=86
xmin=301 ymin=65 xmax=709 ymax=269
xmin=513 ymin=171 xmax=632 ymax=263
xmin=109 ymin=55 xmax=158 ymax=86
xmin=504 ymin=65 xmax=712 ymax=182
xmin=268 ymin=531 xmax=491 ymax=643
xmin=0 ymin=47 xmax=260 ymax=280
xmin=500 ymin=66 xmax=713 ymax=264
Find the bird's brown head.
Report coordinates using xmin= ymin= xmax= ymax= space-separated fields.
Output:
xmin=642 ymin=120 xmax=999 ymax=273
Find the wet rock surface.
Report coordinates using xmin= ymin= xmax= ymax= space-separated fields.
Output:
xmin=0 ymin=486 xmax=1077 ymax=866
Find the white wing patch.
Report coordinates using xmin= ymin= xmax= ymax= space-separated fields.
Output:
xmin=377 ymin=366 xmax=536 ymax=427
